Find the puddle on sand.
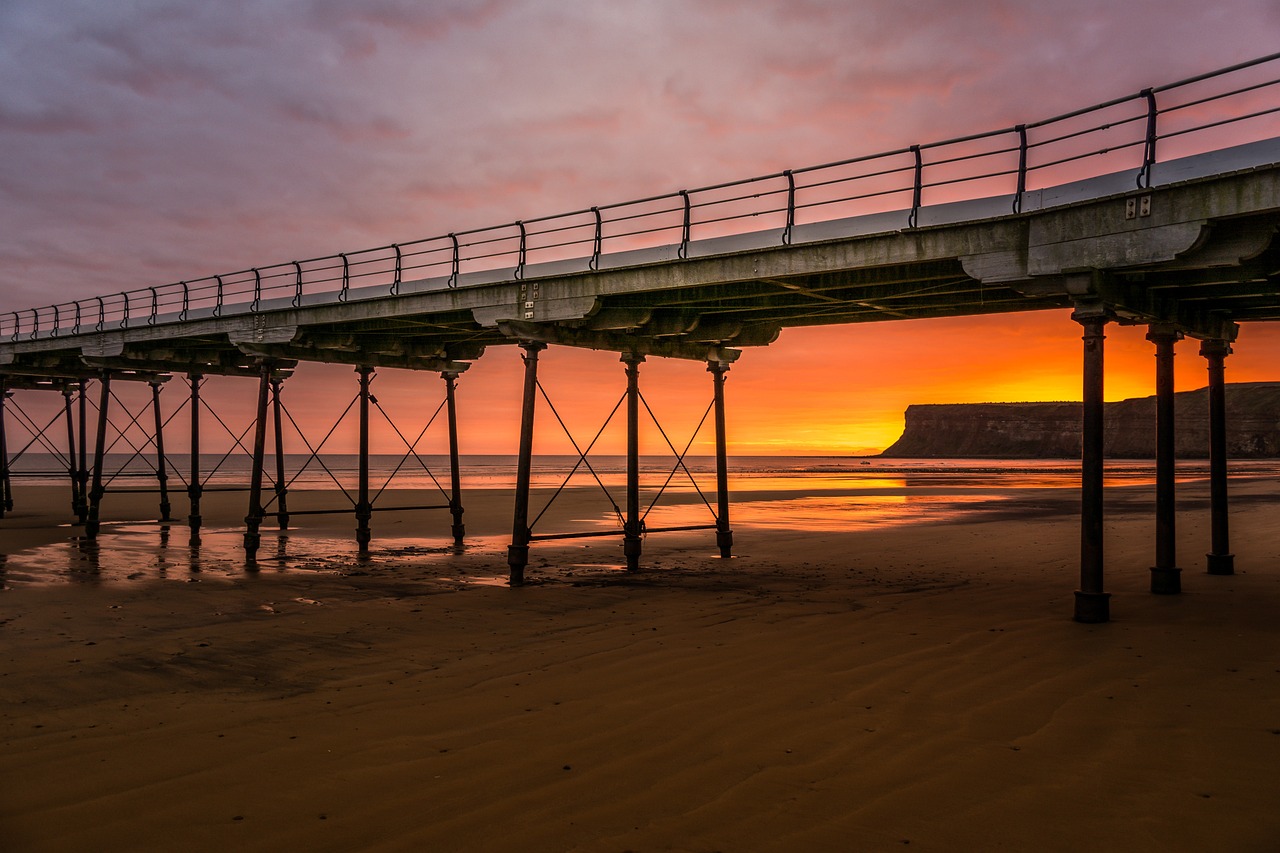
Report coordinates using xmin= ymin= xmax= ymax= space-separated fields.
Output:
xmin=0 ymin=522 xmax=513 ymax=589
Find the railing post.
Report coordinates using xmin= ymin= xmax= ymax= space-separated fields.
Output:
xmin=1138 ymin=88 xmax=1159 ymax=189
xmin=150 ymin=380 xmax=171 ymax=522
xmin=508 ymin=342 xmax=544 ymax=586
xmin=908 ymin=145 xmax=923 ymax=227
xmin=444 ymin=371 xmax=466 ymax=546
xmin=1013 ymin=124 xmax=1028 ymax=213
xmin=623 ymin=353 xmax=644 ymax=572
xmin=709 ymin=360 xmax=733 ymax=558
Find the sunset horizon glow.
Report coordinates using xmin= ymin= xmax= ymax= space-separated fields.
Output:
xmin=2 ymin=2 xmax=1278 ymax=458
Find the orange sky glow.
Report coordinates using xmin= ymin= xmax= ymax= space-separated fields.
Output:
xmin=3 ymin=2 xmax=1278 ymax=460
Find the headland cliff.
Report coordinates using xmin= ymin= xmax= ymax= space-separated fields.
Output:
xmin=881 ymin=381 xmax=1280 ymax=458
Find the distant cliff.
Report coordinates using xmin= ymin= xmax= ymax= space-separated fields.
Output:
xmin=882 ymin=382 xmax=1280 ymax=458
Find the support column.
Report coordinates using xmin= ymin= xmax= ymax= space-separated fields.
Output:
xmin=709 ymin=360 xmax=733 ymax=558
xmin=243 ymin=363 xmax=271 ymax=561
xmin=150 ymin=380 xmax=171 ymax=522
xmin=355 ymin=366 xmax=373 ymax=554
xmin=444 ymin=371 xmax=465 ymax=545
xmin=62 ymin=387 xmax=79 ymax=518
xmin=1073 ymin=307 xmax=1110 ymax=623
xmin=271 ymin=377 xmax=289 ymax=530
xmin=623 ymin=354 xmax=644 ymax=572
xmin=1202 ymin=339 xmax=1234 ymax=575
xmin=77 ymin=381 xmax=88 ymax=524
xmin=188 ymin=374 xmax=203 ymax=546
xmin=0 ymin=381 xmax=10 ymax=518
xmin=508 ymin=342 xmax=544 ymax=586
xmin=1147 ymin=324 xmax=1182 ymax=594
xmin=86 ymin=371 xmax=112 ymax=539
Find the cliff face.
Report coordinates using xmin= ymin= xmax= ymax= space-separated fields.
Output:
xmin=882 ymin=382 xmax=1280 ymax=458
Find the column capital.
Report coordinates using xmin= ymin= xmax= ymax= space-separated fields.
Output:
xmin=1145 ymin=323 xmax=1183 ymax=345
xmin=1199 ymin=338 xmax=1232 ymax=359
xmin=1070 ymin=300 xmax=1112 ymax=325
xmin=620 ymin=351 xmax=646 ymax=366
xmin=518 ymin=340 xmax=547 ymax=354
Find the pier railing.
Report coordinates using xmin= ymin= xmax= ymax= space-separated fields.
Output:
xmin=5 ymin=53 xmax=1279 ymax=343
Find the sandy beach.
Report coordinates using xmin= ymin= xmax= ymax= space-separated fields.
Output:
xmin=2 ymin=475 xmax=1279 ymax=851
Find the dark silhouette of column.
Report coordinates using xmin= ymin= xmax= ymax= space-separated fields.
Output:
xmin=188 ymin=373 xmax=203 ymax=546
xmin=508 ymin=342 xmax=545 ymax=586
xmin=77 ymin=381 xmax=88 ymax=524
xmin=63 ymin=386 xmax=78 ymax=518
xmin=356 ymin=366 xmax=373 ymax=554
xmin=271 ymin=377 xmax=289 ymax=530
xmin=444 ymin=371 xmax=465 ymax=545
xmin=1147 ymin=324 xmax=1181 ymax=594
xmin=623 ymin=354 xmax=644 ymax=572
xmin=1073 ymin=307 xmax=1110 ymax=623
xmin=86 ymin=371 xmax=112 ymax=539
xmin=0 ymin=380 xmax=10 ymax=518
xmin=1201 ymin=339 xmax=1234 ymax=575
xmin=709 ymin=360 xmax=733 ymax=558
xmin=243 ymin=363 xmax=271 ymax=562
xmin=150 ymin=380 xmax=171 ymax=522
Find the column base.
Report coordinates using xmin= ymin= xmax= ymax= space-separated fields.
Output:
xmin=507 ymin=544 xmax=528 ymax=587
xmin=1206 ymin=552 xmax=1235 ymax=575
xmin=1073 ymin=590 xmax=1111 ymax=623
xmin=624 ymin=535 xmax=642 ymax=572
xmin=1149 ymin=566 xmax=1182 ymax=595
xmin=716 ymin=528 xmax=733 ymax=559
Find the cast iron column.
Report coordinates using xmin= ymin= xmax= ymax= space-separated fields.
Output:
xmin=1073 ymin=307 xmax=1110 ymax=623
xmin=150 ymin=380 xmax=171 ymax=522
xmin=709 ymin=360 xmax=733 ymax=558
xmin=188 ymin=374 xmax=203 ymax=546
xmin=623 ymin=354 xmax=644 ymax=572
xmin=271 ymin=377 xmax=289 ymax=530
xmin=1147 ymin=325 xmax=1182 ymax=594
xmin=1202 ymin=339 xmax=1234 ymax=575
xmin=508 ymin=342 xmax=545 ymax=586
xmin=86 ymin=371 xmax=112 ymax=539
xmin=444 ymin=371 xmax=466 ymax=545
xmin=77 ymin=381 xmax=88 ymax=523
xmin=0 ymin=381 xmax=10 ymax=517
xmin=243 ymin=363 xmax=271 ymax=561
xmin=356 ymin=366 xmax=373 ymax=554
xmin=63 ymin=386 xmax=78 ymax=518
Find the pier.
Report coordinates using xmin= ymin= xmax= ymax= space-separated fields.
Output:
xmin=3 ymin=55 xmax=1280 ymax=621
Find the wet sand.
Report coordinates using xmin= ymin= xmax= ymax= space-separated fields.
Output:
xmin=2 ymin=478 xmax=1280 ymax=850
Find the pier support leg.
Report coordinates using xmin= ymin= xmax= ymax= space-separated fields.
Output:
xmin=271 ymin=377 xmax=289 ymax=530
xmin=444 ymin=371 xmax=465 ymax=545
xmin=508 ymin=342 xmax=544 ymax=586
xmin=243 ymin=363 xmax=270 ymax=561
xmin=356 ymin=366 xmax=373 ymax=554
xmin=709 ymin=360 xmax=733 ymax=558
xmin=188 ymin=374 xmax=203 ymax=546
xmin=1202 ymin=339 xmax=1234 ymax=575
xmin=63 ymin=387 xmax=79 ymax=518
xmin=86 ymin=371 xmax=112 ymax=539
xmin=1147 ymin=325 xmax=1181 ymax=594
xmin=77 ymin=382 xmax=88 ymax=524
xmin=623 ymin=354 xmax=644 ymax=573
xmin=1073 ymin=307 xmax=1110 ymax=623
xmin=150 ymin=380 xmax=171 ymax=522
xmin=0 ymin=382 xmax=10 ymax=517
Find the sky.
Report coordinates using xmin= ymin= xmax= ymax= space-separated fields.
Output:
xmin=2 ymin=0 xmax=1279 ymax=456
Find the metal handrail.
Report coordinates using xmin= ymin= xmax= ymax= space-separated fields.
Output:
xmin=3 ymin=53 xmax=1278 ymax=340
